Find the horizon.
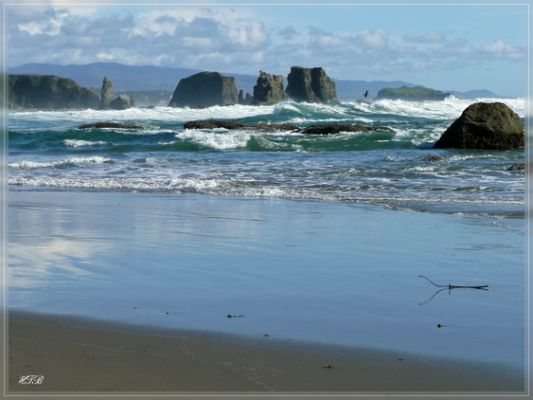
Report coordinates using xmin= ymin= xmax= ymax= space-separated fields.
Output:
xmin=6 ymin=3 xmax=528 ymax=97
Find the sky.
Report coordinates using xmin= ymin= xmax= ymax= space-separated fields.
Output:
xmin=5 ymin=1 xmax=529 ymax=96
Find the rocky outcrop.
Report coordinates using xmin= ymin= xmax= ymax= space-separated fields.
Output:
xmin=508 ymin=162 xmax=525 ymax=171
xmin=184 ymin=119 xmax=247 ymax=130
xmin=301 ymin=124 xmax=392 ymax=134
xmin=434 ymin=102 xmax=524 ymax=150
xmin=109 ymin=95 xmax=133 ymax=110
xmin=100 ymin=76 xmax=114 ymax=108
xmin=183 ymin=119 xmax=389 ymax=134
xmin=285 ymin=66 xmax=337 ymax=103
xmin=238 ymin=90 xmax=253 ymax=105
xmin=253 ymin=71 xmax=287 ymax=105
xmin=99 ymin=77 xmax=133 ymax=110
xmin=78 ymin=122 xmax=143 ymax=129
xmin=168 ymin=72 xmax=238 ymax=108
xmin=8 ymin=75 xmax=100 ymax=109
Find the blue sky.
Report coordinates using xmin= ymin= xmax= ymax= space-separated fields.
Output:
xmin=7 ymin=2 xmax=528 ymax=96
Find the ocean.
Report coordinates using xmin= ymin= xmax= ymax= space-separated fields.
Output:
xmin=7 ymin=96 xmax=526 ymax=370
xmin=8 ymin=96 xmax=525 ymax=215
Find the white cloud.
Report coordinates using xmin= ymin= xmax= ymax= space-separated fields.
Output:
xmin=6 ymin=6 xmax=525 ymax=79
xmin=355 ymin=28 xmax=388 ymax=49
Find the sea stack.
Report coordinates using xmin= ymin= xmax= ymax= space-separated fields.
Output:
xmin=168 ymin=72 xmax=238 ymax=108
xmin=285 ymin=66 xmax=337 ymax=103
xmin=100 ymin=76 xmax=114 ymax=109
xmin=253 ymin=71 xmax=287 ymax=105
xmin=434 ymin=102 xmax=524 ymax=150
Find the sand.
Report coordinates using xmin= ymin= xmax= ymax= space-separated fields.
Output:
xmin=8 ymin=311 xmax=524 ymax=395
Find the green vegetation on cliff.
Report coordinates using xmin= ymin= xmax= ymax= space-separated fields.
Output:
xmin=9 ymin=75 xmax=100 ymax=109
xmin=376 ymin=85 xmax=450 ymax=101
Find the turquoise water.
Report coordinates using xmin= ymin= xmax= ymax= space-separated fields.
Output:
xmin=8 ymin=98 xmax=525 ymax=214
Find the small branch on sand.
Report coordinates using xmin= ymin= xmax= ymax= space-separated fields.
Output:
xmin=418 ymin=275 xmax=489 ymax=306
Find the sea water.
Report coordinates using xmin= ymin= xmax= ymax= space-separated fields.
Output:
xmin=8 ymin=96 xmax=526 ymax=370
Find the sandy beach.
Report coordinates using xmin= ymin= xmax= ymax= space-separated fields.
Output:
xmin=7 ymin=190 xmax=526 ymax=396
xmin=8 ymin=310 xmax=524 ymax=393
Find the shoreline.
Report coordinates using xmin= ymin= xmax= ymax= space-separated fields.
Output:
xmin=8 ymin=310 xmax=525 ymax=393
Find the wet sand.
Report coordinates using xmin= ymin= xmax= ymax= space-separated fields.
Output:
xmin=8 ymin=311 xmax=524 ymax=394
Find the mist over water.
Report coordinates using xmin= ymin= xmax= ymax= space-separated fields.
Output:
xmin=8 ymin=97 xmax=526 ymax=214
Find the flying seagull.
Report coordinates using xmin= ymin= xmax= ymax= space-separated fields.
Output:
xmin=363 ymin=90 xmax=369 ymax=98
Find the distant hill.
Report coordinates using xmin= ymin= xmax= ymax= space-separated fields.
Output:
xmin=448 ymin=89 xmax=501 ymax=99
xmin=8 ymin=63 xmax=501 ymax=103
xmin=377 ymin=86 xmax=450 ymax=101
xmin=9 ymin=74 xmax=99 ymax=109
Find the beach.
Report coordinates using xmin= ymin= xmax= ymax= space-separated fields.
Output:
xmin=8 ymin=310 xmax=524 ymax=393
xmin=8 ymin=189 xmax=526 ymax=394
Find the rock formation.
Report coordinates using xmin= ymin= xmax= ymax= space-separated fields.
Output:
xmin=300 ymin=124 xmax=392 ymax=134
xmin=99 ymin=77 xmax=133 ymax=110
xmin=168 ymin=72 xmax=238 ymax=108
xmin=78 ymin=122 xmax=143 ymax=130
xmin=100 ymin=76 xmax=114 ymax=108
xmin=434 ymin=102 xmax=524 ymax=150
xmin=253 ymin=71 xmax=287 ymax=105
xmin=285 ymin=66 xmax=337 ymax=103
xmin=238 ymin=90 xmax=253 ymax=105
xmin=183 ymin=119 xmax=390 ymax=134
xmin=109 ymin=95 xmax=134 ymax=110
xmin=8 ymin=75 xmax=100 ymax=110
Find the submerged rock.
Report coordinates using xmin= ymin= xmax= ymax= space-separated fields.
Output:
xmin=301 ymin=124 xmax=392 ymax=134
xmin=285 ymin=66 xmax=337 ymax=103
xmin=422 ymin=155 xmax=445 ymax=162
xmin=253 ymin=71 xmax=287 ymax=105
xmin=434 ymin=102 xmax=524 ymax=150
xmin=183 ymin=119 xmax=246 ymax=130
xmin=254 ymin=122 xmax=300 ymax=132
xmin=168 ymin=72 xmax=238 ymax=108
xmin=507 ymin=162 xmax=526 ymax=171
xmin=78 ymin=121 xmax=143 ymax=129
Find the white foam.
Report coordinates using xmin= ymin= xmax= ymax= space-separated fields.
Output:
xmin=64 ymin=139 xmax=107 ymax=148
xmin=9 ymin=156 xmax=112 ymax=169
xmin=10 ymin=104 xmax=275 ymax=123
xmin=347 ymin=96 xmax=525 ymax=120
xmin=176 ymin=129 xmax=251 ymax=150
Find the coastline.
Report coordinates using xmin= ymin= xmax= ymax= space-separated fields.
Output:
xmin=8 ymin=310 xmax=524 ymax=393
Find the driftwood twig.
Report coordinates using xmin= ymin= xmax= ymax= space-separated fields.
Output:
xmin=418 ymin=275 xmax=489 ymax=305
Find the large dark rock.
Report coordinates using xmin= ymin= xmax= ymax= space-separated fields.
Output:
xmin=8 ymin=75 xmax=100 ymax=109
xmin=285 ymin=66 xmax=337 ymax=103
xmin=100 ymin=76 xmax=114 ymax=108
xmin=253 ymin=71 xmax=287 ymax=105
xmin=434 ymin=102 xmax=524 ymax=150
xmin=168 ymin=72 xmax=238 ymax=108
